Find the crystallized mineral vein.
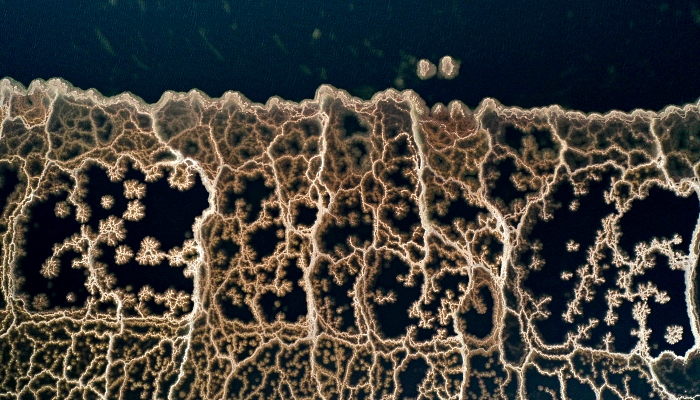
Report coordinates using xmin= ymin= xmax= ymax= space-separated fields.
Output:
xmin=0 ymin=78 xmax=699 ymax=399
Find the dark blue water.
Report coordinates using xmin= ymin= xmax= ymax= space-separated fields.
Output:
xmin=2 ymin=1 xmax=699 ymax=111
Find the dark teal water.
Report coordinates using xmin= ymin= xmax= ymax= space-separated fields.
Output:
xmin=2 ymin=0 xmax=699 ymax=111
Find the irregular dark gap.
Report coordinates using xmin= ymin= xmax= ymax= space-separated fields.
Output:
xmin=300 ymin=118 xmax=321 ymax=137
xmin=27 ymin=157 xmax=45 ymax=177
xmin=136 ymin=113 xmax=152 ymax=130
xmin=281 ymin=260 xmax=307 ymax=322
xmin=314 ymin=260 xmax=356 ymax=332
xmin=635 ymin=254 xmax=693 ymax=358
xmin=525 ymin=175 xmax=615 ymax=344
xmin=90 ymin=107 xmax=107 ymax=128
xmin=503 ymin=264 xmax=521 ymax=310
xmin=563 ymin=149 xmax=590 ymax=171
xmin=258 ymin=125 xmax=276 ymax=144
xmin=374 ymin=257 xmax=410 ymax=297
xmin=604 ymin=301 xmax=635 ymax=354
xmin=180 ymin=137 xmax=200 ymax=157
xmin=503 ymin=125 xmax=526 ymax=151
xmin=385 ymin=160 xmax=414 ymax=188
xmin=1 ymin=119 xmax=27 ymax=143
xmin=629 ymin=152 xmax=650 ymax=168
xmin=461 ymin=285 xmax=494 ymax=339
xmin=93 ymin=111 xmax=114 ymax=144
xmin=532 ymin=128 xmax=556 ymax=150
xmin=17 ymin=193 xmax=80 ymax=308
xmin=536 ymin=356 xmax=567 ymax=374
xmin=467 ymin=375 xmax=486 ymax=399
xmin=294 ymin=204 xmax=317 ymax=226
xmin=529 ymin=283 xmax=570 ymax=345
xmin=0 ymin=164 xmax=19 ymax=305
xmin=502 ymin=312 xmax=526 ymax=365
xmin=99 ymin=167 xmax=205 ymax=304
xmin=524 ymin=366 xmax=560 ymax=400
xmin=60 ymin=143 xmax=86 ymax=162
xmin=249 ymin=225 xmax=280 ymax=262
xmin=348 ymin=140 xmax=369 ymax=163
xmin=36 ymin=386 xmax=57 ymax=400
xmin=533 ymin=176 xmax=614 ymax=280
xmin=281 ymin=134 xmax=303 ymax=155
xmin=416 ymin=291 xmax=456 ymax=339
xmin=565 ymin=378 xmax=596 ymax=400
xmin=619 ymin=187 xmax=699 ymax=256
xmin=133 ymin=170 xmax=209 ymax=251
xmin=374 ymin=257 xmax=423 ymax=339
xmin=119 ymin=161 xmax=144 ymax=180
xmin=104 ymin=243 xmax=193 ymax=296
xmin=480 ymin=372 xmax=499 ymax=395
xmin=259 ymin=262 xmax=307 ymax=323
xmin=625 ymin=371 xmax=655 ymax=398
xmin=480 ymin=108 xmax=501 ymax=140
xmin=437 ymin=271 xmax=466 ymax=298
xmin=377 ymin=357 xmax=396 ymax=397
xmin=575 ymin=250 xmax=619 ymax=347
xmin=46 ymin=96 xmax=69 ymax=134
xmin=390 ymin=136 xmax=411 ymax=158
xmin=414 ymin=327 xmax=436 ymax=342
xmin=49 ymin=250 xmax=89 ymax=308
xmin=476 ymin=232 xmax=503 ymax=266
xmin=503 ymin=375 xmax=519 ymax=398
xmin=212 ymin=238 xmax=240 ymax=265
xmin=264 ymin=372 xmax=280 ymax=397
xmin=83 ymin=164 xmax=129 ymax=233
xmin=468 ymin=353 xmax=506 ymax=397
xmin=488 ymin=157 xmax=527 ymax=208
xmin=77 ymin=119 xmax=93 ymax=132
xmin=258 ymin=292 xmax=282 ymax=322
xmin=219 ymin=291 xmax=255 ymax=324
xmin=223 ymin=177 xmax=273 ymax=223
xmin=432 ymin=195 xmax=482 ymax=227
xmin=383 ymin=204 xmax=420 ymax=236
xmin=399 ymin=357 xmax=429 ymax=399
xmin=325 ymin=275 xmax=356 ymax=332
xmin=342 ymin=113 xmax=367 ymax=137
xmin=139 ymin=299 xmax=168 ymax=315
xmin=95 ymin=299 xmax=116 ymax=314
xmin=349 ymin=353 xmax=372 ymax=385
xmin=227 ymin=377 xmax=244 ymax=398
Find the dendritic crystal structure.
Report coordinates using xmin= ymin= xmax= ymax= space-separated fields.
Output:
xmin=0 ymin=78 xmax=699 ymax=399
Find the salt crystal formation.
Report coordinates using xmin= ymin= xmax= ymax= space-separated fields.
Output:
xmin=0 ymin=78 xmax=699 ymax=399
